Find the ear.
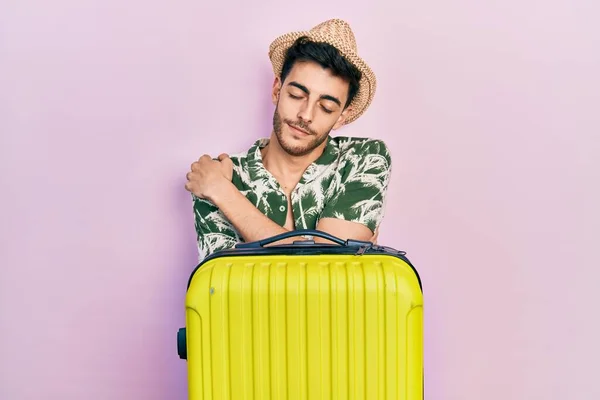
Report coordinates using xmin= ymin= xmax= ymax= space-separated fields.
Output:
xmin=332 ymin=105 xmax=353 ymax=130
xmin=272 ymin=77 xmax=282 ymax=105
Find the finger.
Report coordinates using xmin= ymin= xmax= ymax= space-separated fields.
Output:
xmin=371 ymin=227 xmax=379 ymax=242
xmin=198 ymin=154 xmax=212 ymax=162
xmin=185 ymin=181 xmax=202 ymax=195
xmin=217 ymin=153 xmax=229 ymax=161
xmin=186 ymin=171 xmax=194 ymax=181
xmin=221 ymin=156 xmax=233 ymax=167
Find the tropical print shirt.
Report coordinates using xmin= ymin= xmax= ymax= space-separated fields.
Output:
xmin=191 ymin=136 xmax=392 ymax=261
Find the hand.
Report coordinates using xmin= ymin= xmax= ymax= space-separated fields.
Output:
xmin=215 ymin=153 xmax=234 ymax=181
xmin=185 ymin=153 xmax=233 ymax=200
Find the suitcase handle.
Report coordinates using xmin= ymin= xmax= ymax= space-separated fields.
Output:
xmin=235 ymin=229 xmax=372 ymax=248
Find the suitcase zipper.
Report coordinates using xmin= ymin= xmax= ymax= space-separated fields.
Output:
xmin=371 ymin=245 xmax=407 ymax=256
xmin=354 ymin=244 xmax=408 ymax=256
xmin=355 ymin=245 xmax=369 ymax=255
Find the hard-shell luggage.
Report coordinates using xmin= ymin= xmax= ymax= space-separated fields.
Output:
xmin=177 ymin=230 xmax=423 ymax=399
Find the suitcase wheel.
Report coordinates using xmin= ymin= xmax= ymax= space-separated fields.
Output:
xmin=177 ymin=327 xmax=187 ymax=360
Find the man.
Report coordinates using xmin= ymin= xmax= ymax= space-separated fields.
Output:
xmin=185 ymin=18 xmax=392 ymax=261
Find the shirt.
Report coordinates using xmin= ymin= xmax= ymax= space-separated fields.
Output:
xmin=191 ymin=135 xmax=393 ymax=261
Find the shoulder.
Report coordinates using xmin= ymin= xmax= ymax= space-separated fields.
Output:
xmin=222 ymin=138 xmax=266 ymax=187
xmin=226 ymin=150 xmax=249 ymax=168
xmin=227 ymin=138 xmax=266 ymax=167
xmin=330 ymin=136 xmax=392 ymax=168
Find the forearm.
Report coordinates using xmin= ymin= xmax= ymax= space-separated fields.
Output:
xmin=210 ymin=181 xmax=297 ymax=243
xmin=208 ymin=181 xmax=375 ymax=245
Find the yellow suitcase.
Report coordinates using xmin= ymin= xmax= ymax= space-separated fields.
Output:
xmin=177 ymin=230 xmax=423 ymax=399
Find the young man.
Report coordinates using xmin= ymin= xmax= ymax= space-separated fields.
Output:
xmin=185 ymin=19 xmax=392 ymax=261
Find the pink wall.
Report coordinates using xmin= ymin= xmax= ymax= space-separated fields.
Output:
xmin=1 ymin=1 xmax=599 ymax=399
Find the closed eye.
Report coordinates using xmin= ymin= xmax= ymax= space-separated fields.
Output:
xmin=289 ymin=92 xmax=333 ymax=113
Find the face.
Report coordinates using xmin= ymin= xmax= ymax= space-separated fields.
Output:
xmin=271 ymin=61 xmax=352 ymax=157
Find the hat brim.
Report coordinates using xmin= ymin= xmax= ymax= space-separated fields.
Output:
xmin=268 ymin=31 xmax=376 ymax=125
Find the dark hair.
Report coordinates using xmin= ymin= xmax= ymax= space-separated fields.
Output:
xmin=280 ymin=36 xmax=362 ymax=108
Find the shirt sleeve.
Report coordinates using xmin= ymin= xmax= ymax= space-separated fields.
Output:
xmin=192 ymin=194 xmax=241 ymax=262
xmin=318 ymin=139 xmax=392 ymax=233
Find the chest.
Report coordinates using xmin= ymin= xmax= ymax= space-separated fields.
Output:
xmin=241 ymin=175 xmax=339 ymax=230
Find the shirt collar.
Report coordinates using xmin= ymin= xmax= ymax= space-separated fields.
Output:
xmin=246 ymin=136 xmax=340 ymax=186
xmin=246 ymin=138 xmax=271 ymax=184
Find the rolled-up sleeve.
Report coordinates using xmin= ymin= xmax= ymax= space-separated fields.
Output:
xmin=192 ymin=194 xmax=241 ymax=261
xmin=318 ymin=139 xmax=392 ymax=233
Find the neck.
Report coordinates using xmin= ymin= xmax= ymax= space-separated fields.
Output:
xmin=261 ymin=133 xmax=327 ymax=190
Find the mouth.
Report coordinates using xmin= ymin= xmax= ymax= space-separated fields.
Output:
xmin=287 ymin=123 xmax=311 ymax=136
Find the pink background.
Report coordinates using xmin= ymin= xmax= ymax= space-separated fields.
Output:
xmin=1 ymin=1 xmax=599 ymax=399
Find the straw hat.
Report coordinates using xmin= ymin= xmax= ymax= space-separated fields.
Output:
xmin=268 ymin=18 xmax=376 ymax=125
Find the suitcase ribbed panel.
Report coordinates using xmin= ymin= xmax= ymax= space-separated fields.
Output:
xmin=185 ymin=254 xmax=423 ymax=400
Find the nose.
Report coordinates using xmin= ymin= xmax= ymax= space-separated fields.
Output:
xmin=297 ymin=101 xmax=314 ymax=124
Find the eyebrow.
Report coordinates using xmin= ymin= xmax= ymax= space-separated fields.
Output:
xmin=288 ymin=81 xmax=342 ymax=107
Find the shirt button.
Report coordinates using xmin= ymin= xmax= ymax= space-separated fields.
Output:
xmin=279 ymin=205 xmax=285 ymax=212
